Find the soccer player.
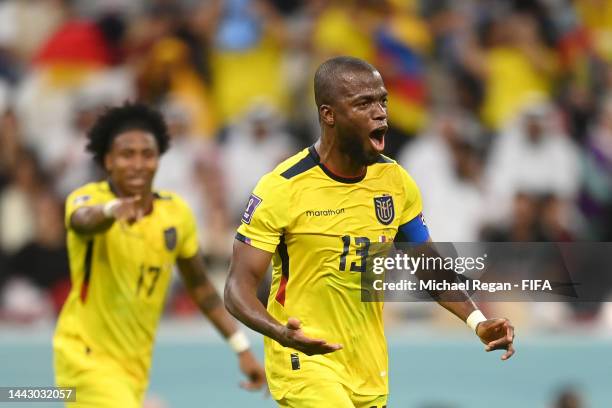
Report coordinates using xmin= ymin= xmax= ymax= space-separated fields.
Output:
xmin=224 ymin=56 xmax=515 ymax=407
xmin=53 ymin=103 xmax=266 ymax=407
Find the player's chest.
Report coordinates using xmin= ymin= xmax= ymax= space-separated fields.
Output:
xmin=102 ymin=219 xmax=179 ymax=302
xmin=289 ymin=183 xmax=403 ymax=240
xmin=106 ymin=217 xmax=179 ymax=265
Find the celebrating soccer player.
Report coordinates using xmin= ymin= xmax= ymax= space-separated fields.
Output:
xmin=53 ymin=103 xmax=266 ymax=407
xmin=225 ymin=56 xmax=515 ymax=407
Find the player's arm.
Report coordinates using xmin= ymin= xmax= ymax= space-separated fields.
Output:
xmin=176 ymin=251 xmax=266 ymax=390
xmin=224 ymin=239 xmax=342 ymax=356
xmin=421 ymin=238 xmax=514 ymax=360
xmin=70 ymin=196 xmax=144 ymax=234
xmin=397 ymin=216 xmax=515 ymax=360
xmin=398 ymin=167 xmax=515 ymax=360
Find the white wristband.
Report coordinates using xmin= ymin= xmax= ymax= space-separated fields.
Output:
xmin=466 ymin=310 xmax=487 ymax=333
xmin=102 ymin=199 xmax=120 ymax=219
xmin=228 ymin=331 xmax=250 ymax=354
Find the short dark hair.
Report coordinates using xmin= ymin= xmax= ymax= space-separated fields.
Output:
xmin=314 ymin=56 xmax=377 ymax=108
xmin=86 ymin=102 xmax=170 ymax=166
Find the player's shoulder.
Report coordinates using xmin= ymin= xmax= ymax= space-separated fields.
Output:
xmin=153 ymin=190 xmax=190 ymax=210
xmin=375 ymin=154 xmax=396 ymax=165
xmin=152 ymin=190 xmax=196 ymax=227
xmin=270 ymin=147 xmax=317 ymax=179
xmin=370 ymin=154 xmax=407 ymax=176
xmin=69 ymin=180 xmax=110 ymax=196
xmin=255 ymin=147 xmax=316 ymax=191
xmin=370 ymin=155 xmax=420 ymax=188
xmin=66 ymin=181 xmax=112 ymax=204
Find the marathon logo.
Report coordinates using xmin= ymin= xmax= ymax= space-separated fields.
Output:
xmin=305 ymin=208 xmax=345 ymax=217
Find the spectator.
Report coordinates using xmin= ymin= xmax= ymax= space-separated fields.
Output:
xmin=485 ymin=100 xmax=581 ymax=224
xmin=209 ymin=0 xmax=290 ymax=125
xmin=219 ymin=103 xmax=294 ymax=223
xmin=580 ymin=97 xmax=612 ymax=240
xmin=7 ymin=190 xmax=70 ymax=313
xmin=398 ymin=110 xmax=486 ymax=241
xmin=461 ymin=11 xmax=559 ymax=129
xmin=155 ymin=101 xmax=229 ymax=256
xmin=0 ymin=149 xmax=47 ymax=254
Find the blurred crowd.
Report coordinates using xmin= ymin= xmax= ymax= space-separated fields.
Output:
xmin=0 ymin=0 xmax=611 ymax=325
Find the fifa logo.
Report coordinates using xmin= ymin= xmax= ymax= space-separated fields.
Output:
xmin=374 ymin=195 xmax=395 ymax=225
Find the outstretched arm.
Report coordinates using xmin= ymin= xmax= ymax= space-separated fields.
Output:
xmin=70 ymin=196 xmax=144 ymax=234
xmin=415 ymin=239 xmax=515 ymax=360
xmin=224 ymin=239 xmax=342 ymax=356
xmin=397 ymin=170 xmax=515 ymax=359
xmin=177 ymin=252 xmax=236 ymax=337
xmin=177 ymin=251 xmax=266 ymax=390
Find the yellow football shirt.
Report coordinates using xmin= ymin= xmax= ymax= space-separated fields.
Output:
xmin=54 ymin=181 xmax=199 ymax=384
xmin=236 ymin=146 xmax=423 ymax=399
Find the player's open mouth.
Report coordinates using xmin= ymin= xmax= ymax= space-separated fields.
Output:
xmin=127 ymin=176 xmax=147 ymax=187
xmin=369 ymin=126 xmax=387 ymax=152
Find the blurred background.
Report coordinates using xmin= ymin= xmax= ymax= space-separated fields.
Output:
xmin=0 ymin=0 xmax=611 ymax=407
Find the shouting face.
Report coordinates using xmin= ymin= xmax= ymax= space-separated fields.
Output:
xmin=325 ymin=69 xmax=388 ymax=165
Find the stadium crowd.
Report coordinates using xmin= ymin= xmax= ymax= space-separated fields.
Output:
xmin=0 ymin=0 xmax=611 ymax=327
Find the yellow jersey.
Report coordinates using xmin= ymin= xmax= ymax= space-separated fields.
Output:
xmin=236 ymin=146 xmax=424 ymax=399
xmin=54 ymin=181 xmax=199 ymax=384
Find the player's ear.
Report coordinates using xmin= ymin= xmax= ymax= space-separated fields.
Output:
xmin=320 ymin=105 xmax=334 ymax=127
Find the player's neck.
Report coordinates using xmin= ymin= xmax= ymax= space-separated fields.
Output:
xmin=315 ymin=139 xmax=366 ymax=179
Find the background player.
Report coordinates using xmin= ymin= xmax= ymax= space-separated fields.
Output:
xmin=53 ymin=103 xmax=266 ymax=407
xmin=225 ymin=57 xmax=514 ymax=407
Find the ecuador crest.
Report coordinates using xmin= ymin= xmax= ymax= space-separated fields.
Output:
xmin=164 ymin=227 xmax=177 ymax=251
xmin=374 ymin=194 xmax=394 ymax=225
